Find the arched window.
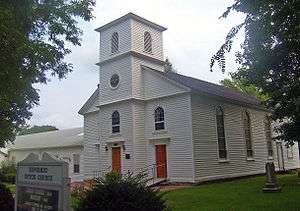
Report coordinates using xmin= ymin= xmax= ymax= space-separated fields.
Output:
xmin=111 ymin=32 xmax=119 ymax=53
xmin=264 ymin=116 xmax=273 ymax=157
xmin=112 ymin=111 xmax=120 ymax=133
xmin=216 ymin=106 xmax=227 ymax=159
xmin=154 ymin=107 xmax=165 ymax=130
xmin=243 ymin=111 xmax=253 ymax=158
xmin=144 ymin=31 xmax=152 ymax=53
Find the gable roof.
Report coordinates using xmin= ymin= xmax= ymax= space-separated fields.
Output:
xmin=7 ymin=127 xmax=83 ymax=151
xmin=143 ymin=66 xmax=262 ymax=107
xmin=95 ymin=12 xmax=167 ymax=32
xmin=78 ymin=87 xmax=99 ymax=115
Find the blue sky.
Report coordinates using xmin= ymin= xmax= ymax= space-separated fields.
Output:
xmin=29 ymin=0 xmax=245 ymax=129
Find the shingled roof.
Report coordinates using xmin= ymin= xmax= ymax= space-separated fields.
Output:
xmin=155 ymin=69 xmax=262 ymax=106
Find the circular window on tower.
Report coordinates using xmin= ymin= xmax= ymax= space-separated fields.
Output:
xmin=110 ymin=74 xmax=120 ymax=88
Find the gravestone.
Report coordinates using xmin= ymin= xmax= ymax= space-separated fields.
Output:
xmin=15 ymin=152 xmax=70 ymax=211
xmin=262 ymin=162 xmax=281 ymax=193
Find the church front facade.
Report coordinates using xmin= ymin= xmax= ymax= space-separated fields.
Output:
xmin=79 ymin=13 xmax=299 ymax=183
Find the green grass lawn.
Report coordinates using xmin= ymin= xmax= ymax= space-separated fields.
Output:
xmin=164 ymin=172 xmax=300 ymax=211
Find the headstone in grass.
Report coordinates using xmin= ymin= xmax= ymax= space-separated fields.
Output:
xmin=263 ymin=162 xmax=281 ymax=193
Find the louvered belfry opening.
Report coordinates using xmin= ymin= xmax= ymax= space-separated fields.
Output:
xmin=144 ymin=31 xmax=152 ymax=53
xmin=111 ymin=32 xmax=119 ymax=53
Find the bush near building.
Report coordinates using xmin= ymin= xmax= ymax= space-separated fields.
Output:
xmin=0 ymin=160 xmax=16 ymax=183
xmin=73 ymin=172 xmax=167 ymax=211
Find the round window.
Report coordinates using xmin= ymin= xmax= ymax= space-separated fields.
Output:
xmin=110 ymin=74 xmax=120 ymax=88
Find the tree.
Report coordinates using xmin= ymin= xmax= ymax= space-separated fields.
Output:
xmin=73 ymin=172 xmax=167 ymax=211
xmin=164 ymin=58 xmax=177 ymax=73
xmin=221 ymin=78 xmax=269 ymax=101
xmin=211 ymin=1 xmax=300 ymax=145
xmin=19 ymin=125 xmax=58 ymax=135
xmin=0 ymin=0 xmax=95 ymax=147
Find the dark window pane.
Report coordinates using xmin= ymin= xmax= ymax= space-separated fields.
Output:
xmin=219 ymin=150 xmax=227 ymax=159
xmin=247 ymin=149 xmax=253 ymax=158
xmin=144 ymin=31 xmax=152 ymax=53
xmin=74 ymin=164 xmax=80 ymax=173
xmin=111 ymin=32 xmax=119 ymax=53
xmin=112 ymin=126 xmax=120 ymax=133
xmin=216 ymin=106 xmax=226 ymax=159
xmin=155 ymin=122 xmax=165 ymax=130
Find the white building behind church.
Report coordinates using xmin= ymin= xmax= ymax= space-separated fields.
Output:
xmin=79 ymin=13 xmax=299 ymax=183
xmin=7 ymin=128 xmax=84 ymax=182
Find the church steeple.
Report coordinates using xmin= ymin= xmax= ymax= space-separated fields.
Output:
xmin=95 ymin=13 xmax=167 ymax=65
xmin=95 ymin=13 xmax=167 ymax=104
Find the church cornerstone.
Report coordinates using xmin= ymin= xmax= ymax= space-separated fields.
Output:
xmin=15 ymin=152 xmax=70 ymax=211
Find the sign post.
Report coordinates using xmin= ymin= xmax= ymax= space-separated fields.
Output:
xmin=15 ymin=153 xmax=70 ymax=211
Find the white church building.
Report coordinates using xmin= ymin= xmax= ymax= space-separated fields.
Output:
xmin=79 ymin=13 xmax=299 ymax=183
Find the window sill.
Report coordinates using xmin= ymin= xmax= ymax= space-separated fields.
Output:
xmin=152 ymin=130 xmax=168 ymax=135
xmin=246 ymin=158 xmax=255 ymax=161
xmin=267 ymin=157 xmax=274 ymax=160
xmin=110 ymin=51 xmax=119 ymax=56
xmin=110 ymin=133 xmax=122 ymax=138
xmin=143 ymin=50 xmax=153 ymax=55
xmin=218 ymin=159 xmax=230 ymax=163
xmin=73 ymin=173 xmax=80 ymax=175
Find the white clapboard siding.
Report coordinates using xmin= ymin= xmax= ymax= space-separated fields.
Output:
xmin=132 ymin=102 xmax=147 ymax=172
xmin=83 ymin=112 xmax=100 ymax=179
xmin=99 ymin=19 xmax=131 ymax=62
xmin=99 ymin=56 xmax=132 ymax=104
xmin=132 ymin=57 xmax=164 ymax=99
xmin=192 ymin=95 xmax=277 ymax=181
xmin=142 ymin=67 xmax=187 ymax=99
xmin=145 ymin=94 xmax=194 ymax=182
xmin=131 ymin=19 xmax=164 ymax=61
xmin=98 ymin=101 xmax=134 ymax=174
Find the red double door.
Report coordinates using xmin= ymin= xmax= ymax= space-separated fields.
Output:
xmin=155 ymin=145 xmax=167 ymax=178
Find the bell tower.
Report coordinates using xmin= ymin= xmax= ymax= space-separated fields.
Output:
xmin=95 ymin=13 xmax=167 ymax=103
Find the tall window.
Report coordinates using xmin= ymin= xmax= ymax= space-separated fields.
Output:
xmin=154 ymin=107 xmax=165 ymax=130
xmin=287 ymin=147 xmax=293 ymax=159
xmin=216 ymin=106 xmax=227 ymax=159
xmin=73 ymin=154 xmax=80 ymax=173
xmin=144 ymin=31 xmax=152 ymax=53
xmin=112 ymin=111 xmax=120 ymax=133
xmin=264 ymin=116 xmax=273 ymax=157
xmin=243 ymin=111 xmax=253 ymax=158
xmin=111 ymin=32 xmax=119 ymax=53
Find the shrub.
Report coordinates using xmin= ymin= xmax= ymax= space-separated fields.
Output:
xmin=75 ymin=172 xmax=167 ymax=211
xmin=0 ymin=160 xmax=16 ymax=183
xmin=0 ymin=183 xmax=14 ymax=210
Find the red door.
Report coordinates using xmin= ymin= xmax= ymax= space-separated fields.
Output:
xmin=112 ymin=147 xmax=121 ymax=173
xmin=155 ymin=145 xmax=167 ymax=178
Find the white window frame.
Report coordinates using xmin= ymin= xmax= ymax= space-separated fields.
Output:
xmin=112 ymin=110 xmax=120 ymax=134
xmin=154 ymin=107 xmax=165 ymax=131
xmin=144 ymin=31 xmax=152 ymax=53
xmin=243 ymin=111 xmax=254 ymax=159
xmin=73 ymin=154 xmax=80 ymax=174
xmin=111 ymin=32 xmax=119 ymax=54
xmin=216 ymin=106 xmax=228 ymax=160
xmin=264 ymin=116 xmax=274 ymax=159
